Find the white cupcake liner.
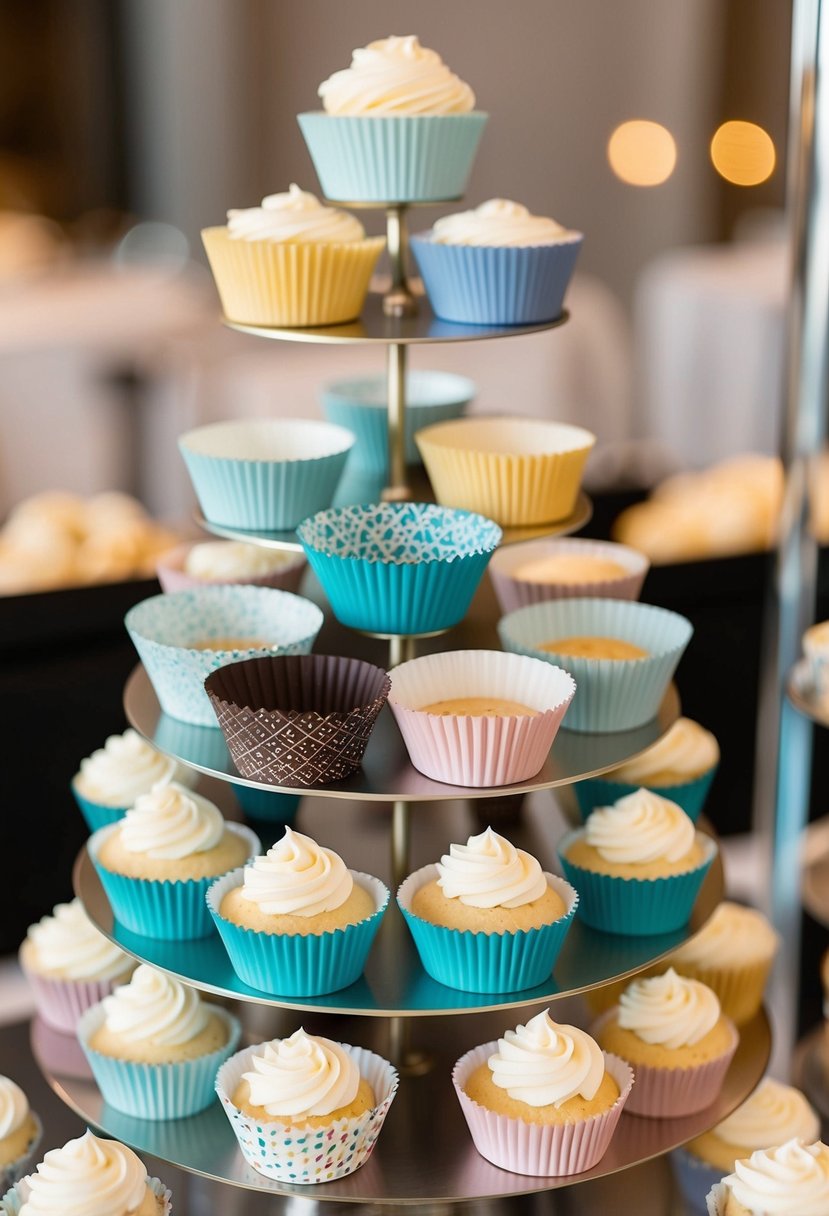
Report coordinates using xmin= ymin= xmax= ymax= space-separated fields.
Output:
xmin=0 ymin=1113 xmax=42 ymax=1195
xmin=489 ymin=539 xmax=650 ymax=614
xmin=156 ymin=543 xmax=306 ymax=596
xmin=1 ymin=1174 xmax=171 ymax=1215
xmin=706 ymin=1182 xmax=727 ymax=1214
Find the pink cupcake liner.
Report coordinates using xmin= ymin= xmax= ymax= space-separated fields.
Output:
xmin=156 ymin=543 xmax=306 ymax=595
xmin=19 ymin=951 xmax=133 ymax=1034
xmin=488 ymin=539 xmax=649 ymax=614
xmin=452 ymin=1043 xmax=633 ymax=1177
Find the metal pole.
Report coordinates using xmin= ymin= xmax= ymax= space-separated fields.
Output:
xmin=384 ymin=342 xmax=410 ymax=502
xmin=384 ymin=203 xmax=418 ymax=317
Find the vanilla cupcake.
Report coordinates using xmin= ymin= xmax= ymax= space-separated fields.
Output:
xmin=0 ymin=1080 xmax=41 ymax=1196
xmin=156 ymin=541 xmax=305 ymax=596
xmin=804 ymin=620 xmax=829 ymax=700
xmin=705 ymin=1138 xmax=829 ymax=1215
xmin=19 ymin=899 xmax=133 ymax=1033
xmin=71 ymin=729 xmax=195 ymax=832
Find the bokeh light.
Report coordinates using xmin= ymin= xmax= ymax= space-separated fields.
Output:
xmin=607 ymin=120 xmax=677 ymax=187
xmin=710 ymin=120 xmax=776 ymax=186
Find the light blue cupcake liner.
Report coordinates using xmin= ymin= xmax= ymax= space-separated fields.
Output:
xmin=397 ymin=867 xmax=578 ymax=994
xmin=89 ymin=823 xmax=261 ymax=941
xmin=77 ymin=1004 xmax=240 ymax=1121
xmin=2 ymin=1175 xmax=171 ymax=1216
xmin=71 ymin=781 xmax=127 ymax=833
xmin=574 ymin=767 xmax=718 ymax=823
xmin=234 ymin=786 xmax=300 ymax=823
xmin=206 ymin=867 xmax=389 ymax=996
xmin=411 ymin=234 xmax=583 ymax=326
xmin=125 ymin=585 xmax=323 ymax=726
xmin=297 ymin=112 xmax=487 ymax=202
xmin=297 ymin=502 xmax=501 ymax=634
xmin=498 ymin=597 xmax=693 ymax=733
xmin=557 ymin=829 xmax=716 ymax=936
xmin=670 ymin=1145 xmax=722 ymax=1215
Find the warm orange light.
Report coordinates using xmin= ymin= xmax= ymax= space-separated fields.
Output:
xmin=607 ymin=120 xmax=677 ymax=187
xmin=710 ymin=121 xmax=776 ymax=186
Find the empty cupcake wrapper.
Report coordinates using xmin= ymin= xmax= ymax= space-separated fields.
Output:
xmin=670 ymin=1146 xmax=722 ymax=1215
xmin=70 ymin=781 xmax=128 ymax=834
xmin=0 ymin=1114 xmax=42 ymax=1196
xmin=574 ymin=767 xmax=718 ymax=823
xmin=1 ymin=1175 xmax=172 ymax=1216
xmin=488 ymin=539 xmax=649 ymax=615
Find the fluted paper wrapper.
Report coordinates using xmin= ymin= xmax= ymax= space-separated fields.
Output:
xmin=234 ymin=786 xmax=301 ymax=824
xmin=668 ymin=954 xmax=773 ymax=1026
xmin=1 ymin=1175 xmax=172 ymax=1215
xmin=71 ymin=780 xmax=128 ymax=833
xmin=19 ymin=943 xmax=132 ymax=1034
xmin=489 ymin=539 xmax=649 ymax=615
xmin=706 ymin=1182 xmax=729 ymax=1215
xmin=671 ymin=1145 xmax=726 ymax=1214
xmin=0 ymin=1114 xmax=42 ymax=1196
xmin=452 ymin=1045 xmax=633 ymax=1177
xmin=156 ymin=543 xmax=306 ymax=596
xmin=215 ymin=1040 xmax=398 ymax=1183
xmin=575 ymin=768 xmax=717 ymax=824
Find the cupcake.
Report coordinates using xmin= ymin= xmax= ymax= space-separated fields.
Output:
xmin=557 ymin=788 xmax=717 ymax=935
xmin=19 ymin=898 xmax=133 ymax=1033
xmin=298 ymin=36 xmax=486 ymax=203
xmin=215 ymin=1028 xmax=398 ymax=1183
xmin=398 ymin=827 xmax=578 ymax=993
xmin=575 ymin=717 xmax=720 ymax=822
xmin=201 ymin=184 xmax=384 ymax=327
xmin=207 ymin=828 xmax=388 ymax=996
xmin=156 ymin=541 xmax=306 ymax=596
xmin=488 ymin=537 xmax=650 ymax=615
xmin=411 ymin=199 xmax=582 ymax=325
xmin=453 ymin=1009 xmax=633 ymax=1176
xmin=71 ymin=729 xmax=195 ymax=833
xmin=705 ymin=1138 xmax=829 ymax=1215
xmin=77 ymin=965 xmax=240 ymax=1120
xmin=0 ymin=1079 xmax=41 ymax=1195
xmin=89 ymin=782 xmax=260 ymax=940
xmin=804 ymin=619 xmax=829 ymax=700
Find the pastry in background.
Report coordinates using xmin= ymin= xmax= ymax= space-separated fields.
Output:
xmin=705 ymin=1139 xmax=829 ymax=1215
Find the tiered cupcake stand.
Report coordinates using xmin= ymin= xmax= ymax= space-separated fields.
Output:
xmin=34 ymin=200 xmax=772 ymax=1205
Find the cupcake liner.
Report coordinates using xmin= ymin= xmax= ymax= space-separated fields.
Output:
xmin=201 ymin=226 xmax=384 ymax=326
xmin=706 ymin=1182 xmax=729 ymax=1214
xmin=297 ymin=112 xmax=487 ymax=203
xmin=387 ymin=649 xmax=575 ymax=786
xmin=216 ymin=1039 xmax=398 ymax=1184
xmin=1 ymin=1175 xmax=171 ymax=1216
xmin=574 ymin=767 xmax=718 ymax=824
xmin=557 ymin=830 xmax=717 ymax=937
xmin=667 ymin=955 xmax=773 ymax=1026
xmin=297 ymin=503 xmax=501 ymax=635
xmin=19 ymin=944 xmax=133 ymax=1034
xmin=77 ymin=1004 xmax=240 ymax=1121
xmin=671 ymin=1145 xmax=725 ymax=1214
xmin=416 ymin=417 xmax=595 ymax=528
xmin=488 ymin=539 xmax=650 ymax=615
xmin=0 ymin=1114 xmax=42 ymax=1196
xmin=206 ymin=868 xmax=389 ymax=996
xmin=70 ymin=781 xmax=128 ymax=833
xmin=179 ymin=418 xmax=355 ymax=532
xmin=151 ymin=717 xmax=231 ymax=770
xmin=234 ymin=786 xmax=301 ymax=824
xmin=126 ymin=584 xmax=323 ymax=727
xmin=498 ymin=597 xmax=693 ymax=733
xmin=397 ymin=866 xmax=578 ymax=993
xmin=411 ymin=233 xmax=582 ymax=326
xmin=452 ymin=1045 xmax=633 ymax=1177
xmin=88 ymin=821 xmax=261 ymax=941
xmin=205 ymin=654 xmax=390 ymax=787
xmin=156 ymin=543 xmax=306 ymax=596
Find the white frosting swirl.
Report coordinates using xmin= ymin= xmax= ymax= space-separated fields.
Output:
xmin=487 ymin=1009 xmax=605 ymax=1108
xmin=714 ymin=1079 xmax=820 ymax=1151
xmin=100 ymin=964 xmax=208 ymax=1047
xmin=119 ymin=782 xmax=224 ymax=859
xmin=227 ymin=185 xmax=364 ymax=243
xmin=18 ymin=1130 xmax=149 ymax=1216
xmin=25 ymin=899 xmax=130 ymax=981
xmin=242 ymin=1029 xmax=360 ymax=1119
xmin=75 ymin=729 xmax=193 ymax=807
xmin=318 ymin=35 xmax=475 ymax=116
xmin=431 ymin=199 xmax=576 ymax=247
xmin=436 ymin=827 xmax=547 ymax=908
xmin=0 ymin=1076 xmax=29 ymax=1139
xmin=585 ymin=788 xmax=696 ymax=864
xmin=617 ymin=967 xmax=721 ymax=1049
xmin=608 ymin=717 xmax=719 ymax=785
xmin=184 ymin=541 xmax=296 ymax=582
xmin=669 ymin=901 xmax=780 ymax=969
xmin=240 ymin=828 xmax=353 ymax=917
xmin=719 ymin=1139 xmax=829 ymax=1215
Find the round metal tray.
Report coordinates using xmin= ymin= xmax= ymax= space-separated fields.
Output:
xmin=793 ymin=1024 xmax=829 ymax=1124
xmin=787 ymin=658 xmax=829 ymax=728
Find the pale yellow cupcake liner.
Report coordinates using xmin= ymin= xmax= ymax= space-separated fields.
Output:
xmin=667 ymin=956 xmax=773 ymax=1026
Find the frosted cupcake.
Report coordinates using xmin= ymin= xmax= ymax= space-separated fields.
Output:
xmin=397 ymin=827 xmax=578 ymax=993
xmin=201 ymin=185 xmax=384 ymax=327
xmin=0 ymin=1079 xmax=41 ymax=1196
xmin=803 ymin=619 xmax=829 ymax=700
xmin=78 ymin=965 xmax=239 ymax=1120
xmin=215 ymin=1028 xmax=398 ymax=1183
xmin=453 ymin=1009 xmax=633 ymax=1176
xmin=19 ymin=898 xmax=133 ymax=1033
xmin=71 ymin=729 xmax=195 ymax=832
xmin=705 ymin=1138 xmax=829 ymax=1215
xmin=156 ymin=541 xmax=306 ymax=596
xmin=207 ymin=828 xmax=388 ymax=996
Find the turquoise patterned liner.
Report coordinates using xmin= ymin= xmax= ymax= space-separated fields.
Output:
xmin=2 ymin=1176 xmax=171 ymax=1215
xmin=670 ymin=1145 xmax=721 ymax=1214
xmin=574 ymin=766 xmax=718 ymax=823
xmin=71 ymin=780 xmax=127 ymax=833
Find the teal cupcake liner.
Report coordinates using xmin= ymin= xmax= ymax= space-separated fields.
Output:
xmin=670 ymin=1146 xmax=721 ymax=1215
xmin=234 ymin=786 xmax=300 ymax=823
xmin=574 ymin=766 xmax=718 ymax=823
xmin=206 ymin=868 xmax=389 ymax=996
xmin=77 ymin=1005 xmax=240 ymax=1120
xmin=297 ymin=112 xmax=488 ymax=203
xmin=397 ymin=867 xmax=578 ymax=993
xmin=71 ymin=781 xmax=127 ymax=833
xmin=89 ymin=823 xmax=261 ymax=942
xmin=0 ymin=1114 xmax=42 ymax=1196
xmin=557 ymin=830 xmax=716 ymax=936
xmin=498 ymin=597 xmax=693 ymax=733
xmin=2 ymin=1175 xmax=171 ymax=1216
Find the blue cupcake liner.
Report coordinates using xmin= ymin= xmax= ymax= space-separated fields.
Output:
xmin=71 ymin=781 xmax=127 ymax=833
xmin=574 ymin=766 xmax=718 ymax=823
xmin=498 ymin=597 xmax=693 ymax=733
xmin=670 ymin=1146 xmax=722 ymax=1215
xmin=297 ymin=502 xmax=501 ymax=634
xmin=234 ymin=786 xmax=300 ymax=823
xmin=557 ymin=830 xmax=716 ymax=936
xmin=2 ymin=1176 xmax=171 ymax=1216
xmin=397 ymin=867 xmax=578 ymax=993
xmin=206 ymin=868 xmax=389 ymax=996
xmin=297 ymin=112 xmax=487 ymax=203
xmin=77 ymin=1004 xmax=241 ymax=1120
xmin=89 ymin=823 xmax=261 ymax=942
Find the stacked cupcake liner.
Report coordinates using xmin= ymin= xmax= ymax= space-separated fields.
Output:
xmin=667 ymin=956 xmax=773 ymax=1027
xmin=488 ymin=539 xmax=650 ymax=614
xmin=452 ymin=1046 xmax=633 ymax=1176
xmin=0 ymin=1115 xmax=42 ymax=1197
xmin=670 ymin=1146 xmax=722 ymax=1214
xmin=297 ymin=112 xmax=487 ymax=202
xmin=1 ymin=1175 xmax=172 ymax=1215
xmin=155 ymin=543 xmax=307 ymax=595
xmin=19 ymin=948 xmax=133 ymax=1034
xmin=397 ymin=866 xmax=578 ymax=993
xmin=206 ymin=869 xmax=389 ymax=996
xmin=574 ymin=767 xmax=718 ymax=823
xmin=233 ymin=785 xmax=301 ymax=824
xmin=70 ymin=781 xmax=128 ymax=833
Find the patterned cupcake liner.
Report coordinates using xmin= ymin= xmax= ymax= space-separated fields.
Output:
xmin=77 ymin=1004 xmax=240 ymax=1121
xmin=297 ymin=111 xmax=487 ymax=203
xmin=297 ymin=503 xmax=501 ymax=635
xmin=488 ymin=539 xmax=650 ymax=615
xmin=156 ymin=543 xmax=306 ymax=596
xmin=706 ymin=1182 xmax=730 ymax=1214
xmin=0 ymin=1114 xmax=42 ymax=1197
xmin=411 ymin=234 xmax=583 ymax=326
xmin=498 ymin=597 xmax=693 ymax=733
xmin=88 ymin=822 xmax=261 ymax=941
xmin=387 ymin=649 xmax=575 ymax=787
xmin=206 ymin=868 xmax=389 ymax=997
xmin=452 ymin=1044 xmax=633 ymax=1177
xmin=671 ymin=1145 xmax=725 ymax=1215
xmin=70 ymin=781 xmax=128 ymax=833
xmin=215 ymin=1039 xmax=398 ymax=1183
xmin=574 ymin=767 xmax=718 ymax=824
xmin=397 ymin=866 xmax=578 ymax=993
xmin=667 ymin=955 xmax=774 ymax=1027
xmin=19 ymin=945 xmax=133 ymax=1034
xmin=557 ymin=830 xmax=717 ymax=937
xmin=233 ymin=786 xmax=301 ymax=824
xmin=1 ymin=1175 xmax=171 ymax=1215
